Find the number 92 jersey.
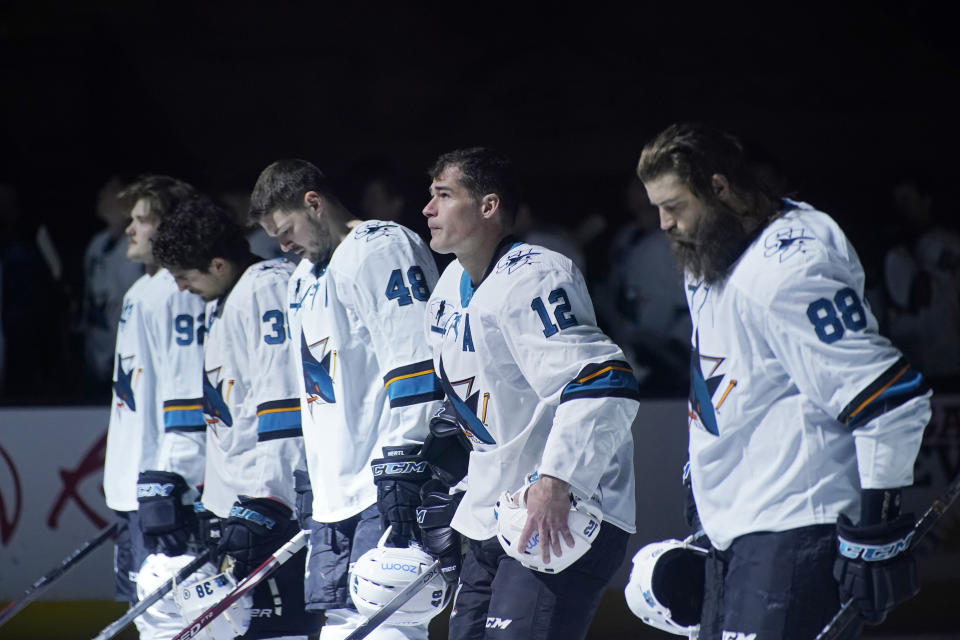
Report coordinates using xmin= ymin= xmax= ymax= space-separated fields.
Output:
xmin=685 ymin=200 xmax=932 ymax=551
xmin=426 ymin=241 xmax=640 ymax=541
xmin=200 ymin=258 xmax=305 ymax=518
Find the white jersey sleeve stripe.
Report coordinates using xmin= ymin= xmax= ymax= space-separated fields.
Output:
xmin=560 ymin=360 xmax=640 ymax=403
xmin=838 ymin=358 xmax=930 ymax=428
xmin=256 ymin=398 xmax=302 ymax=440
xmin=382 ymin=359 xmax=444 ymax=408
xmin=162 ymin=398 xmax=205 ymax=432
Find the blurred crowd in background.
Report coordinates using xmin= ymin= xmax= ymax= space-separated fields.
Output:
xmin=1 ymin=159 xmax=958 ymax=406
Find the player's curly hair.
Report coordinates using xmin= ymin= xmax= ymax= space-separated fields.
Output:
xmin=153 ymin=195 xmax=250 ymax=271
xmin=637 ymin=123 xmax=775 ymax=204
xmin=428 ymin=147 xmax=520 ymax=223
xmin=249 ymin=159 xmax=340 ymax=220
xmin=118 ymin=175 xmax=196 ymax=220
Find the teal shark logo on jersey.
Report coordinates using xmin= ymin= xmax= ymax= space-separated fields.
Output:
xmin=495 ymin=247 xmax=541 ymax=275
xmin=762 ymin=226 xmax=815 ymax=263
xmin=689 ymin=331 xmax=723 ymax=436
xmin=438 ymin=358 xmax=496 ymax=445
xmin=112 ymin=354 xmax=137 ymax=411
xmin=353 ymin=222 xmax=397 ymax=242
xmin=301 ymin=332 xmax=335 ymax=404
xmin=203 ymin=368 xmax=233 ymax=427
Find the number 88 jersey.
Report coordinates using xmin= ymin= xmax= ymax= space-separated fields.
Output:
xmin=684 ymin=200 xmax=931 ymax=551
xmin=425 ymin=240 xmax=640 ymax=542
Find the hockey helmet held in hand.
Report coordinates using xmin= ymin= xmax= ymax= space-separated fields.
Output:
xmin=494 ymin=476 xmax=603 ymax=574
xmin=173 ymin=567 xmax=252 ymax=640
xmin=624 ymin=538 xmax=708 ymax=638
xmin=137 ymin=553 xmax=212 ymax=639
xmin=349 ymin=528 xmax=451 ymax=625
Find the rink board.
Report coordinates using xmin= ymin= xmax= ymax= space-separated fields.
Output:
xmin=1 ymin=398 xmax=959 ymax=636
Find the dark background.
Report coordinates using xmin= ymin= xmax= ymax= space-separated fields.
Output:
xmin=2 ymin=1 xmax=959 ymax=402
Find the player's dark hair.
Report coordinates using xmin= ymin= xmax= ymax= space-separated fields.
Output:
xmin=249 ymin=159 xmax=340 ymax=220
xmin=153 ymin=195 xmax=250 ymax=271
xmin=118 ymin=175 xmax=196 ymax=220
xmin=637 ymin=123 xmax=775 ymax=203
xmin=429 ymin=147 xmax=520 ymax=223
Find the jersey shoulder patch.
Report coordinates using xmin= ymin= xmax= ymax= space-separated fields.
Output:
xmin=735 ymin=206 xmax=848 ymax=298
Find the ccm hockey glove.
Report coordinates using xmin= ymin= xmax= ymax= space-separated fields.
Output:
xmin=219 ymin=496 xmax=293 ymax=579
xmin=371 ymin=445 xmax=431 ymax=547
xmin=833 ymin=512 xmax=919 ymax=624
xmin=417 ymin=480 xmax=465 ymax=584
xmin=136 ymin=470 xmax=195 ymax=556
xmin=421 ymin=400 xmax=472 ymax=487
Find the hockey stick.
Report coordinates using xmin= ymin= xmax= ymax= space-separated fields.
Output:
xmin=170 ymin=530 xmax=307 ymax=640
xmin=343 ymin=559 xmax=442 ymax=640
xmin=814 ymin=472 xmax=960 ymax=640
xmin=0 ymin=522 xmax=118 ymax=628
xmin=91 ymin=547 xmax=213 ymax=640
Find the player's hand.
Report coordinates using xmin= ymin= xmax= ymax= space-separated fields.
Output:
xmin=219 ymin=496 xmax=293 ymax=579
xmin=136 ymin=470 xmax=195 ymax=556
xmin=833 ymin=513 xmax=919 ymax=624
xmin=416 ymin=480 xmax=465 ymax=584
xmin=517 ymin=475 xmax=575 ymax=566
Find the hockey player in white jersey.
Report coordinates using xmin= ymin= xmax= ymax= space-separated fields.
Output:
xmin=421 ymin=148 xmax=640 ymax=640
xmin=633 ymin=123 xmax=932 ymax=639
xmin=250 ymin=159 xmax=443 ymax=639
xmin=153 ymin=195 xmax=322 ymax=639
xmin=101 ymin=175 xmax=210 ymax=639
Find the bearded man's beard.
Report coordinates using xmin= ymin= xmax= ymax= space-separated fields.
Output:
xmin=305 ymin=218 xmax=336 ymax=264
xmin=667 ymin=198 xmax=764 ymax=285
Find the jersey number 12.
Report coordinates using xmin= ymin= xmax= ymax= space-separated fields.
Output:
xmin=531 ymin=288 xmax=579 ymax=337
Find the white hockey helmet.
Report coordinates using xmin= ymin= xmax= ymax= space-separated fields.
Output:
xmin=173 ymin=568 xmax=252 ymax=640
xmin=494 ymin=476 xmax=603 ymax=574
xmin=136 ymin=553 xmax=203 ymax=640
xmin=349 ymin=528 xmax=451 ymax=625
xmin=624 ymin=539 xmax=708 ymax=638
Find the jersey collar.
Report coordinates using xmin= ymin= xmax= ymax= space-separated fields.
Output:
xmin=459 ymin=235 xmax=524 ymax=308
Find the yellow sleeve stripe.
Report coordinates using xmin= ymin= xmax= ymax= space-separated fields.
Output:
xmin=257 ymin=406 xmax=301 ymax=417
xmin=384 ymin=368 xmax=436 ymax=390
xmin=845 ymin=364 xmax=909 ymax=422
xmin=164 ymin=404 xmax=203 ymax=412
xmin=577 ymin=365 xmax=633 ymax=384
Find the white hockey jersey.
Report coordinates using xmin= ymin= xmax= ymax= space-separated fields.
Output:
xmin=103 ymin=270 xmax=206 ymax=511
xmin=685 ymin=201 xmax=932 ymax=550
xmin=201 ymin=258 xmax=305 ymax=518
xmin=426 ymin=240 xmax=640 ymax=541
xmin=296 ymin=221 xmax=442 ymax=523
xmin=82 ymin=229 xmax=144 ymax=382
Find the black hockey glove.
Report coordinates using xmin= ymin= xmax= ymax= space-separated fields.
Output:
xmin=219 ymin=496 xmax=293 ymax=579
xmin=416 ymin=479 xmax=465 ymax=584
xmin=194 ymin=496 xmax=221 ymax=553
xmin=421 ymin=400 xmax=472 ymax=487
xmin=136 ymin=470 xmax=195 ymax=556
xmin=371 ymin=444 xmax=431 ymax=547
xmin=833 ymin=503 xmax=919 ymax=625
xmin=293 ymin=469 xmax=314 ymax=530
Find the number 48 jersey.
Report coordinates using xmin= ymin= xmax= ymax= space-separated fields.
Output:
xmin=296 ymin=220 xmax=442 ymax=523
xmin=685 ymin=201 xmax=932 ymax=550
xmin=426 ymin=241 xmax=640 ymax=542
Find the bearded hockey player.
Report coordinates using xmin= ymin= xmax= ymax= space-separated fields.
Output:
xmin=635 ymin=123 xmax=931 ymax=639
xmin=250 ymin=159 xmax=443 ymax=639
xmin=153 ymin=195 xmax=321 ymax=639
xmin=421 ymin=147 xmax=640 ymax=640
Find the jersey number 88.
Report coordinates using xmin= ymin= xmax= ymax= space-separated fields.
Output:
xmin=805 ymin=287 xmax=867 ymax=344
